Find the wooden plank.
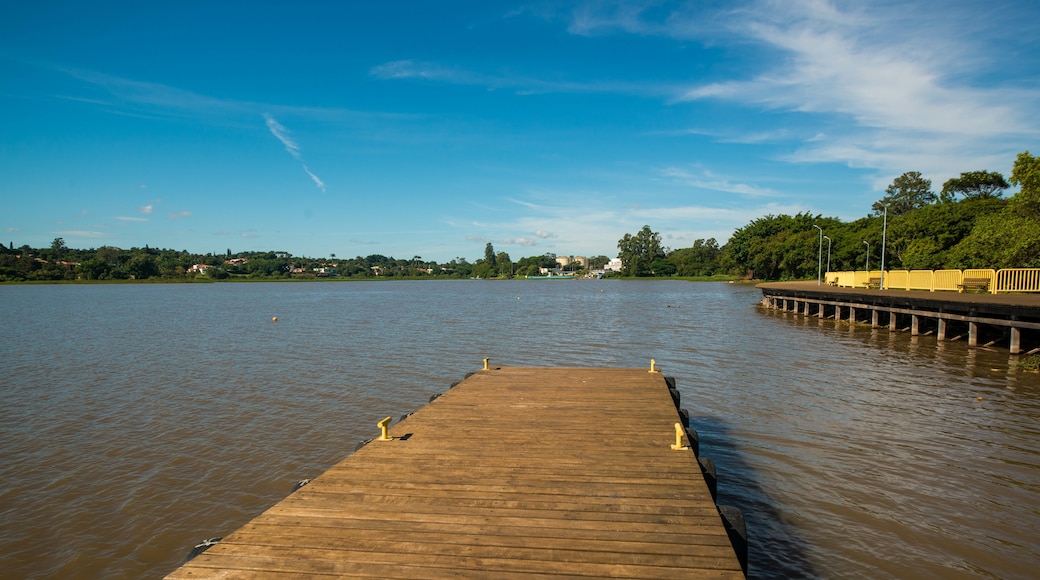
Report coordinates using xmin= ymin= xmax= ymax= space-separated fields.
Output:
xmin=166 ymin=366 xmax=743 ymax=578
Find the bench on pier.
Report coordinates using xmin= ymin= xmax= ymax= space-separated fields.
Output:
xmin=864 ymin=277 xmax=882 ymax=289
xmin=828 ymin=277 xmax=839 ymax=286
xmin=958 ymin=277 xmax=990 ymax=293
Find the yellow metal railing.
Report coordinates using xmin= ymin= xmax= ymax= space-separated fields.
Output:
xmin=825 ymin=268 xmax=1040 ymax=293
xmin=996 ymin=268 xmax=1040 ymax=293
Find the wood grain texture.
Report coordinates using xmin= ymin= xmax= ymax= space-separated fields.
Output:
xmin=167 ymin=366 xmax=743 ymax=579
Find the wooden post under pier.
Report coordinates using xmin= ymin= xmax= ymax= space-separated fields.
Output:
xmin=757 ymin=281 xmax=1040 ymax=356
xmin=166 ymin=366 xmax=745 ymax=579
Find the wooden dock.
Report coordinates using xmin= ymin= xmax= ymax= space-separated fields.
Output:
xmin=166 ymin=365 xmax=745 ymax=579
xmin=758 ymin=281 xmax=1040 ymax=354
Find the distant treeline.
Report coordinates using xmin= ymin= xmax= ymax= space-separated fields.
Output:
xmin=614 ymin=151 xmax=1040 ymax=279
xmin=4 ymin=151 xmax=1038 ymax=283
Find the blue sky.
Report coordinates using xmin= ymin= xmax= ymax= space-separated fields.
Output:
xmin=2 ymin=1 xmax=1039 ymax=262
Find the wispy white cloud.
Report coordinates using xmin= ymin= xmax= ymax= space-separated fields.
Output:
xmin=370 ymin=59 xmax=673 ymax=97
xmin=303 ymin=165 xmax=326 ymax=192
xmin=561 ymin=0 xmax=1040 ymax=186
xmin=370 ymin=60 xmax=462 ymax=82
xmin=671 ymin=0 xmax=1038 ymax=181
xmin=167 ymin=211 xmax=192 ymax=220
xmin=138 ymin=204 xmax=154 ymax=214
xmin=659 ymin=167 xmax=777 ymax=197
xmin=264 ymin=113 xmax=326 ymax=191
xmin=55 ymin=230 xmax=107 ymax=238
xmin=500 ymin=236 xmax=537 ymax=247
xmin=115 ymin=216 xmax=149 ymax=222
xmin=264 ymin=113 xmax=301 ymax=160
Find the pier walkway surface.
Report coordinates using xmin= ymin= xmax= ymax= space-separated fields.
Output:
xmin=166 ymin=365 xmax=744 ymax=579
xmin=757 ymin=280 xmax=1040 ymax=309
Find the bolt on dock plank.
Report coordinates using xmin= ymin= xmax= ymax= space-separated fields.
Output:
xmin=167 ymin=365 xmax=744 ymax=579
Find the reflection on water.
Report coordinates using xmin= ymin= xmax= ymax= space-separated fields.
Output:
xmin=1 ymin=281 xmax=1037 ymax=578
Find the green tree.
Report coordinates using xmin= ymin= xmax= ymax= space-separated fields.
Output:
xmin=724 ymin=213 xmax=826 ymax=279
xmin=1010 ymin=150 xmax=1040 ymax=215
xmin=948 ymin=210 xmax=1040 ymax=268
xmin=51 ymin=237 xmax=67 ymax=260
xmin=484 ymin=242 xmax=497 ymax=269
xmin=617 ymin=225 xmax=664 ymax=276
xmin=668 ymin=238 xmax=721 ymax=276
xmin=495 ymin=251 xmax=512 ymax=277
xmin=126 ymin=254 xmax=159 ymax=279
xmin=872 ymin=171 xmax=935 ymax=216
xmin=941 ymin=171 xmax=1008 ymax=201
xmin=77 ymin=258 xmax=110 ymax=280
xmin=587 ymin=255 xmax=610 ymax=270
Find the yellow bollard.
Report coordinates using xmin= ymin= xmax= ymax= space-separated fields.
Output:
xmin=671 ymin=422 xmax=689 ymax=450
xmin=377 ymin=416 xmax=393 ymax=441
xmin=483 ymin=357 xmax=490 ymax=370
xmin=649 ymin=358 xmax=660 ymax=373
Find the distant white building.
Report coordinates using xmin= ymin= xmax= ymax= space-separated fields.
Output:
xmin=604 ymin=258 xmax=623 ymax=272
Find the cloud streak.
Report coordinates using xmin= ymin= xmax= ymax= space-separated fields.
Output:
xmin=263 ymin=113 xmax=326 ymax=191
xmin=662 ymin=0 xmax=1040 ymax=181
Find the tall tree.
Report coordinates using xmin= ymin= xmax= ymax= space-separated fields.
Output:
xmin=51 ymin=237 xmax=67 ymax=260
xmin=484 ymin=242 xmax=497 ymax=268
xmin=872 ymin=171 xmax=935 ymax=216
xmin=495 ymin=252 xmax=512 ymax=276
xmin=941 ymin=171 xmax=1009 ymax=200
xmin=1010 ymin=150 xmax=1040 ymax=215
xmin=617 ymin=225 xmax=664 ymax=276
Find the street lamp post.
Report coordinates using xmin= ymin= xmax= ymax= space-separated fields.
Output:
xmin=863 ymin=240 xmax=869 ymax=272
xmin=813 ymin=224 xmax=823 ymax=285
xmin=823 ymin=235 xmax=832 ymax=279
xmin=879 ymin=206 xmax=888 ymax=290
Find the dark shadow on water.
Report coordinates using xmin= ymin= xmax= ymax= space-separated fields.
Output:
xmin=689 ymin=414 xmax=819 ymax=580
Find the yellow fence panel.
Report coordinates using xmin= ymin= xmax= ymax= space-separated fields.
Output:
xmin=833 ymin=268 xmax=1040 ymax=293
xmin=830 ymin=271 xmax=855 ymax=287
xmin=933 ymin=270 xmax=965 ymax=292
xmin=884 ymin=270 xmax=909 ymax=290
xmin=996 ymin=268 xmax=1040 ymax=293
xmin=907 ymin=270 xmax=934 ymax=291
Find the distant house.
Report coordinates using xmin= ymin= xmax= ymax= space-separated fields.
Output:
xmin=314 ymin=266 xmax=338 ymax=277
xmin=604 ymin=258 xmax=623 ymax=272
xmin=224 ymin=258 xmax=249 ymax=266
xmin=188 ymin=264 xmax=213 ymax=274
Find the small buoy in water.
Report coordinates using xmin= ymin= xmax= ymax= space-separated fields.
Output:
xmin=977 ymin=396 xmax=983 ymax=402
xmin=517 ymin=296 xmax=521 ymax=300
xmin=272 ymin=316 xmax=278 ymax=322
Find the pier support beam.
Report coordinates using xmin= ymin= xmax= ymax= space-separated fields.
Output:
xmin=1010 ymin=326 xmax=1021 ymax=354
xmin=871 ymin=309 xmax=879 ymax=328
xmin=937 ymin=318 xmax=946 ymax=341
xmin=834 ymin=305 xmax=842 ymax=321
xmin=849 ymin=307 xmax=857 ymax=324
xmin=889 ymin=312 xmax=898 ymax=332
xmin=969 ymin=322 xmax=978 ymax=347
xmin=911 ymin=315 xmax=920 ymax=336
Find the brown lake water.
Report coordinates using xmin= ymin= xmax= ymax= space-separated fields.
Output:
xmin=1 ymin=280 xmax=1038 ymax=578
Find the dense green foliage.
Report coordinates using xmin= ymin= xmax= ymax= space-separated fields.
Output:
xmin=0 ymin=240 xmax=607 ymax=282
xmin=609 ymin=151 xmax=1040 ymax=279
xmin=5 ymin=152 xmax=1038 ymax=283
